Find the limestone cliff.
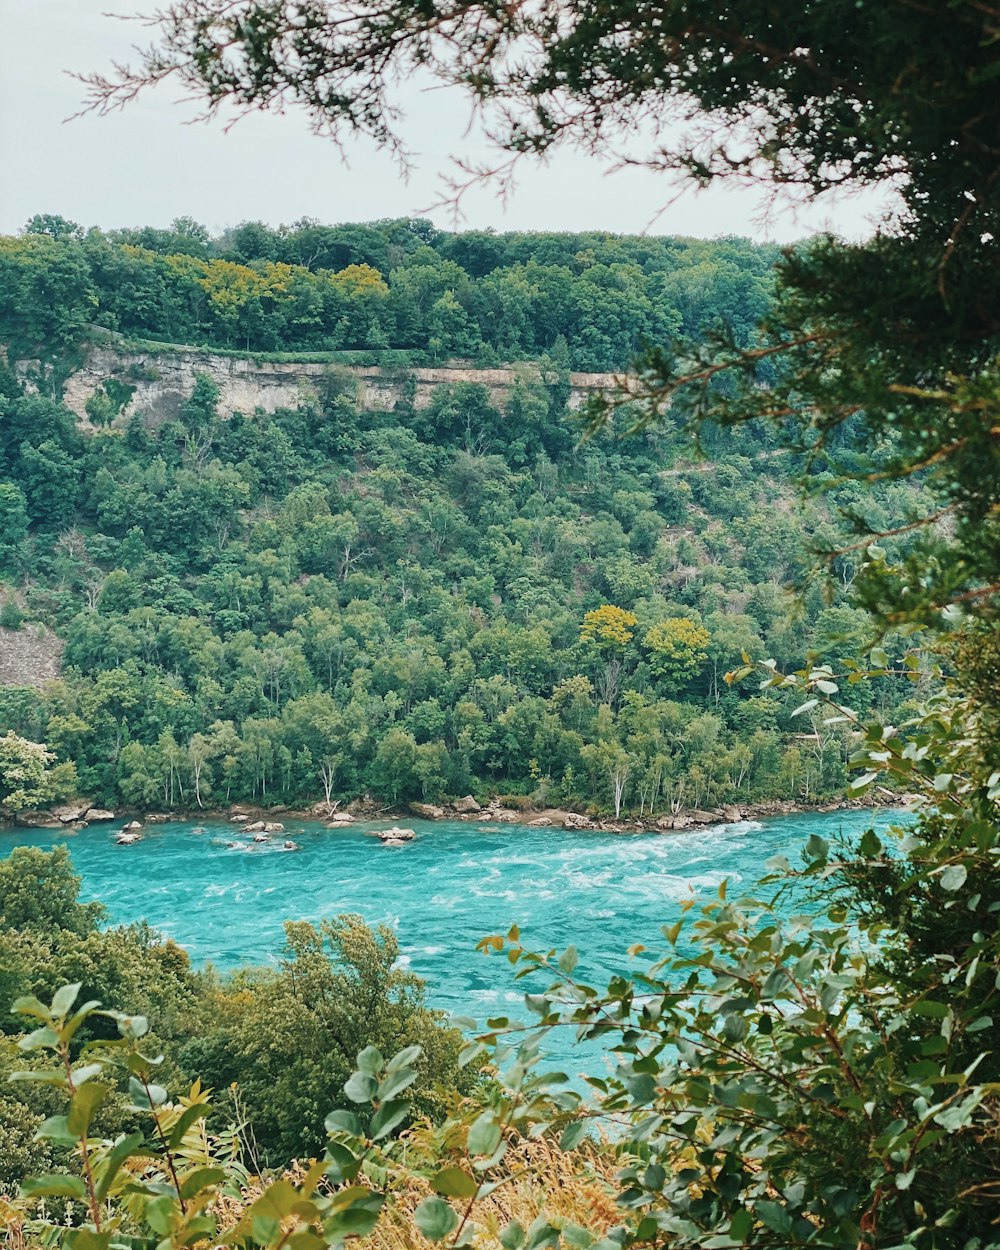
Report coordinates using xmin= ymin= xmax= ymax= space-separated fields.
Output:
xmin=57 ymin=345 xmax=620 ymax=427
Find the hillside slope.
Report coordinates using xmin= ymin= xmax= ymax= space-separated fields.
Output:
xmin=0 ymin=222 xmax=931 ymax=816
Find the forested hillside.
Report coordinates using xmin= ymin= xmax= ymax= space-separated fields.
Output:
xmin=1 ymin=215 xmax=776 ymax=369
xmin=0 ymin=219 xmax=929 ymax=817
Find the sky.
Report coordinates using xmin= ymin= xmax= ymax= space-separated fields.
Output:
xmin=1 ymin=0 xmax=895 ymax=243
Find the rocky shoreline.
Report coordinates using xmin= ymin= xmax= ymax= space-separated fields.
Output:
xmin=3 ymin=789 xmax=919 ymax=836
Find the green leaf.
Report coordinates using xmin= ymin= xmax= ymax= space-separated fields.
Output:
xmin=34 ymin=1114 xmax=77 ymax=1146
xmin=8 ymin=1069 xmax=69 ymax=1089
xmin=167 ymin=1101 xmax=209 ymax=1148
xmin=17 ymin=1025 xmax=59 ymax=1052
xmin=558 ymin=945 xmax=578 ymax=974
xmin=325 ymin=1109 xmax=363 ymax=1136
xmin=179 ymin=1166 xmax=227 ymax=1199
xmin=756 ymin=1200 xmax=794 ymax=1234
xmin=728 ymin=1209 xmax=754 ymax=1238
xmin=369 ymin=1099 xmax=409 ymax=1140
xmin=21 ymin=1174 xmax=89 ymax=1201
xmin=387 ymin=1044 xmax=422 ymax=1070
xmin=468 ymin=1111 xmax=502 ymax=1156
xmin=911 ymin=999 xmax=950 ymax=1018
xmin=939 ymin=864 xmax=967 ymax=891
xmin=68 ymin=1081 xmax=109 ymax=1136
xmin=562 ymin=1226 xmax=596 ymax=1249
xmin=500 ymin=1221 xmax=525 ymax=1250
xmin=355 ymin=1045 xmax=384 ymax=1076
xmin=344 ymin=1071 xmax=378 ymax=1104
xmin=525 ymin=1217 xmax=561 ymax=1250
xmin=12 ymin=994 xmax=51 ymax=1022
xmin=50 ymin=983 xmax=83 ymax=1019
xmin=804 ymin=834 xmax=829 ymax=862
xmin=96 ymin=1132 xmax=145 ymax=1202
xmin=324 ymin=1141 xmax=361 ymax=1184
xmin=560 ymin=1121 xmax=588 ymax=1151
xmin=376 ymin=1066 xmax=418 ymax=1101
xmin=431 ymin=1166 xmax=479 ymax=1198
xmin=413 ymin=1196 xmax=459 ymax=1242
xmin=128 ymin=1076 xmax=167 ymax=1110
xmin=324 ymin=1191 xmax=384 ymax=1240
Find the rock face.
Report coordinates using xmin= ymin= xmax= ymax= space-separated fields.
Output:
xmin=452 ymin=795 xmax=481 ymax=813
xmin=85 ymin=808 xmax=116 ymax=822
xmin=52 ymin=346 xmax=619 ymax=430
xmin=16 ymin=810 xmax=63 ymax=828
xmin=409 ymin=802 xmax=445 ymax=820
xmin=563 ymin=812 xmax=591 ymax=830
xmin=0 ymin=623 xmax=63 ymax=688
xmin=52 ymin=804 xmax=90 ymax=824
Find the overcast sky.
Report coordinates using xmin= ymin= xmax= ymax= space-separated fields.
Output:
xmin=1 ymin=0 xmax=895 ymax=243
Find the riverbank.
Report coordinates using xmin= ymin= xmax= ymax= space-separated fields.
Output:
xmin=3 ymin=788 xmax=920 ymax=837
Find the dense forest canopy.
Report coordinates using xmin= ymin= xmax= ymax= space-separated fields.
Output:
xmin=0 ymin=217 xmax=777 ymax=368
xmin=0 ymin=221 xmax=928 ymax=816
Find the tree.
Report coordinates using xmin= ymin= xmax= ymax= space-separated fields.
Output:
xmin=579 ymin=604 xmax=636 ymax=650
xmin=0 ymin=482 xmax=29 ymax=563
xmin=0 ymin=732 xmax=72 ymax=812
xmin=175 ymin=916 xmax=471 ymax=1165
xmin=0 ymin=845 xmax=104 ymax=937
xmin=643 ymin=616 xmax=710 ymax=693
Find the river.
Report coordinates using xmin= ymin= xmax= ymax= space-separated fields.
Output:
xmin=3 ymin=808 xmax=907 ymax=1030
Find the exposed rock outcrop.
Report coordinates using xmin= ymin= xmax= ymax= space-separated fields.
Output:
xmin=52 ymin=346 xmax=619 ymax=430
xmin=452 ymin=795 xmax=481 ymax=813
xmin=409 ymin=802 xmax=446 ymax=820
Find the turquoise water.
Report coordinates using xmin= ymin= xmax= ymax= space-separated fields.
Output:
xmin=3 ymin=809 xmax=905 ymax=1028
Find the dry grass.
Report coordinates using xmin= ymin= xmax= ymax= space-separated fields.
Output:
xmin=212 ymin=1133 xmax=622 ymax=1250
xmin=2 ymin=1131 xmax=623 ymax=1250
xmin=357 ymin=1137 xmax=621 ymax=1250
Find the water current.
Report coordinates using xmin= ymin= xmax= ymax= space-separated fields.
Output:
xmin=4 ymin=808 xmax=905 ymax=1033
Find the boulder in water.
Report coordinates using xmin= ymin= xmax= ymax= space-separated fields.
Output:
xmin=378 ymin=826 xmax=415 ymax=842
xmin=122 ymin=820 xmax=143 ymax=832
xmin=85 ymin=808 xmax=115 ymax=822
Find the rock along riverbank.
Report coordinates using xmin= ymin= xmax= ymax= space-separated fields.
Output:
xmin=4 ymin=789 xmax=920 ymax=838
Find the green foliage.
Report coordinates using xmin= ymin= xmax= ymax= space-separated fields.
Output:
xmin=0 ymin=313 xmax=927 ymax=815
xmin=0 ymin=223 xmax=774 ymax=370
xmin=0 ymin=732 xmax=70 ymax=812
xmin=175 ymin=916 xmax=474 ymax=1165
